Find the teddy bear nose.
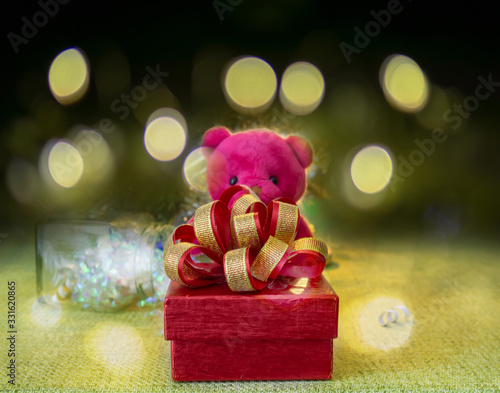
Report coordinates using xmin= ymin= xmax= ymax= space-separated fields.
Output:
xmin=250 ymin=186 xmax=262 ymax=196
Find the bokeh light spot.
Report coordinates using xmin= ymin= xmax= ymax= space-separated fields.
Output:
xmin=351 ymin=146 xmax=393 ymax=194
xmin=31 ymin=296 xmax=62 ymax=327
xmin=183 ymin=148 xmax=208 ymax=192
xmin=48 ymin=48 xmax=89 ymax=105
xmin=144 ymin=117 xmax=186 ymax=162
xmin=280 ymin=62 xmax=325 ymax=115
xmin=223 ymin=56 xmax=277 ymax=113
xmin=359 ymin=297 xmax=413 ymax=351
xmin=84 ymin=323 xmax=144 ymax=373
xmin=133 ymin=85 xmax=180 ymax=124
xmin=74 ymin=129 xmax=114 ymax=183
xmin=146 ymin=107 xmax=187 ymax=131
xmin=48 ymin=141 xmax=84 ymax=188
xmin=380 ymin=54 xmax=429 ymax=113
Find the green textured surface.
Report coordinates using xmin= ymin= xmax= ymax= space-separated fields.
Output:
xmin=1 ymin=233 xmax=499 ymax=392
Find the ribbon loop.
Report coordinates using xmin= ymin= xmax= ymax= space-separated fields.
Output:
xmin=194 ymin=201 xmax=229 ymax=256
xmin=250 ymin=236 xmax=290 ymax=282
xmin=233 ymin=212 xmax=263 ymax=249
xmin=265 ymin=200 xmax=299 ymax=245
xmin=164 ymin=185 xmax=328 ymax=292
xmin=290 ymin=238 xmax=328 ymax=259
xmin=223 ymin=248 xmax=255 ymax=292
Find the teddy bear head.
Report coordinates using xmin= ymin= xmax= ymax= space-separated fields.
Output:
xmin=202 ymin=127 xmax=313 ymax=205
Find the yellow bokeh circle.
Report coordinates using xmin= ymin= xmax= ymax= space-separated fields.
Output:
xmin=350 ymin=145 xmax=393 ymax=194
xmin=280 ymin=62 xmax=325 ymax=115
xmin=144 ymin=116 xmax=186 ymax=162
xmin=48 ymin=141 xmax=84 ymax=188
xmin=183 ymin=148 xmax=208 ymax=192
xmin=380 ymin=54 xmax=429 ymax=113
xmin=49 ymin=48 xmax=90 ymax=105
xmin=223 ymin=56 xmax=277 ymax=113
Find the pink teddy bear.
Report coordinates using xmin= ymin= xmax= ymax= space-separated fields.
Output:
xmin=202 ymin=126 xmax=314 ymax=239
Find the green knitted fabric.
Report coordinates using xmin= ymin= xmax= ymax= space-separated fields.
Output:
xmin=1 ymin=235 xmax=499 ymax=392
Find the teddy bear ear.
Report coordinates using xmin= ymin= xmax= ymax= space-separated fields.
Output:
xmin=286 ymin=135 xmax=314 ymax=168
xmin=202 ymin=126 xmax=232 ymax=148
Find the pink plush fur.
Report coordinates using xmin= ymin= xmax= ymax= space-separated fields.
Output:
xmin=202 ymin=127 xmax=313 ymax=239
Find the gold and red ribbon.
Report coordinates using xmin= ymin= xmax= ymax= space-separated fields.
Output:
xmin=163 ymin=185 xmax=327 ymax=292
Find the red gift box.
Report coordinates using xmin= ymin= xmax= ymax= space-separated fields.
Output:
xmin=164 ymin=274 xmax=339 ymax=381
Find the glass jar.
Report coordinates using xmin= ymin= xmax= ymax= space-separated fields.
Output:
xmin=35 ymin=214 xmax=173 ymax=312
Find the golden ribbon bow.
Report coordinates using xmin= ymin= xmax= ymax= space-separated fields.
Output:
xmin=163 ymin=185 xmax=327 ymax=292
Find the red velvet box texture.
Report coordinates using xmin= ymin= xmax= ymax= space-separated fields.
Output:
xmin=164 ymin=275 xmax=339 ymax=381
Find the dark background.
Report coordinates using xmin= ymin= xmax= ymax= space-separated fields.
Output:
xmin=1 ymin=0 xmax=499 ymax=242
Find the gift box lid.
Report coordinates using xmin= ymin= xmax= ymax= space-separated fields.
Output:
xmin=164 ymin=275 xmax=338 ymax=341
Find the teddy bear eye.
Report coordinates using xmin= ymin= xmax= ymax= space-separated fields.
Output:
xmin=270 ymin=176 xmax=278 ymax=185
xmin=230 ymin=176 xmax=238 ymax=186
